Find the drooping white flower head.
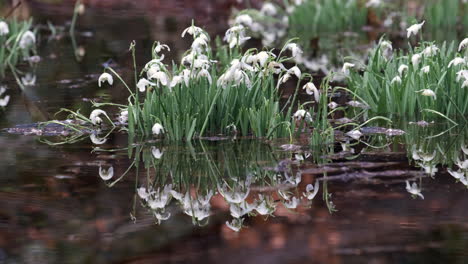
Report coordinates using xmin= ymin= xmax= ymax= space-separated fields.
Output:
xmin=181 ymin=25 xmax=204 ymax=38
xmin=288 ymin=66 xmax=302 ymax=79
xmin=346 ymin=129 xmax=363 ymax=140
xmin=0 ymin=95 xmax=10 ymax=107
xmin=303 ymin=82 xmax=320 ymax=102
xmin=99 ymin=166 xmax=114 ymax=181
xmin=137 ymin=187 xmax=151 ymax=200
xmin=0 ymin=21 xmax=9 ymax=36
xmin=398 ymin=64 xmax=408 ymax=76
xmin=154 ymin=41 xmax=170 ymax=56
xmin=226 ymin=218 xmax=243 ymax=232
xmin=420 ymin=89 xmax=436 ymax=99
xmin=90 ymin=133 xmax=107 ymax=145
xmin=197 ymin=68 xmax=213 ymax=85
xmin=411 ymin=53 xmax=421 ymax=68
xmin=98 ymin=73 xmax=113 ymax=87
xmin=21 ymin=73 xmax=36 ymax=86
xmin=423 ymin=45 xmax=439 ymax=57
xmin=421 ymin=65 xmax=430 ymax=74
xmin=293 ymin=109 xmax=312 ymax=122
xmin=303 ymin=181 xmax=319 ymax=200
xmin=152 ymin=123 xmax=164 ymax=135
xmin=366 ymin=0 xmax=383 ymax=8
xmin=342 ymin=62 xmax=355 ymax=76
xmin=19 ymin=31 xmax=36 ymax=49
xmin=448 ymin=57 xmax=465 ymax=68
xmin=260 ymin=2 xmax=277 ymax=16
xmin=284 ymin=43 xmax=303 ymax=58
xmin=89 ymin=109 xmax=107 ymax=125
xmin=151 ymin=147 xmax=163 ymax=159
xmin=406 ymin=21 xmax=425 ymax=38
xmin=118 ymin=110 xmax=128 ymax=124
xmin=405 ymin=181 xmax=424 ymax=199
xmin=458 ymin=38 xmax=468 ymax=52
xmin=283 ymin=196 xmax=300 ymax=209
xmin=328 ymin=102 xmax=338 ymax=109
xmin=391 ymin=76 xmax=402 ymax=84
xmin=234 ymin=14 xmax=253 ymax=28
xmin=148 ymin=71 xmax=169 ymax=86
xmin=254 ymin=194 xmax=276 ymax=215
xmin=137 ymin=78 xmax=156 ymax=92
xmin=448 ymin=169 xmax=464 ymax=180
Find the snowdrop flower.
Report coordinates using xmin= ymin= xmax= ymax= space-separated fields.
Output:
xmin=0 ymin=95 xmax=10 ymax=107
xmin=391 ymin=76 xmax=402 ymax=84
xmin=89 ymin=109 xmax=107 ymax=125
xmin=137 ymin=78 xmax=155 ymax=92
xmin=411 ymin=53 xmax=421 ymax=68
xmin=256 ymin=51 xmax=274 ymax=67
xmin=98 ymin=73 xmax=113 ymax=87
xmin=0 ymin=21 xmax=9 ymax=36
xmin=448 ymin=57 xmax=465 ymax=68
xmin=99 ymin=166 xmax=114 ymax=181
xmin=19 ymin=31 xmax=36 ymax=49
xmin=76 ymin=3 xmax=85 ymax=15
xmin=456 ymin=70 xmax=468 ymax=82
xmin=456 ymin=158 xmax=468 ymax=170
xmin=462 ymin=80 xmax=468 ymax=88
xmin=170 ymin=75 xmax=184 ymax=88
xmin=254 ymin=195 xmax=275 ymax=215
xmin=21 ymin=73 xmax=36 ymax=86
xmin=154 ymin=41 xmax=170 ymax=55
xmin=284 ymin=172 xmax=302 ymax=186
xmin=421 ymin=65 xmax=430 ymax=74
xmin=342 ymin=62 xmax=355 ymax=76
xmin=328 ymin=102 xmax=338 ymax=109
xmin=284 ymin=43 xmax=303 ymax=58
xmin=148 ymin=71 xmax=169 ymax=86
xmin=90 ymin=133 xmax=107 ymax=145
xmin=459 ymin=38 xmax=468 ymax=52
xmin=421 ymin=163 xmax=438 ymax=176
xmin=152 ymin=123 xmax=164 ymax=135
xmin=153 ymin=210 xmax=171 ymax=224
xmin=423 ymin=45 xmax=439 ymax=57
xmin=366 ymin=0 xmax=382 ymax=8
xmin=303 ymin=82 xmax=320 ymax=102
xmin=260 ymin=2 xmax=277 ymax=16
xmin=288 ymin=66 xmax=302 ymax=79
xmin=398 ymin=64 xmax=408 ymax=76
xmin=197 ymin=69 xmax=212 ymax=84
xmin=303 ymin=181 xmax=319 ymax=200
xmin=406 ymin=21 xmax=425 ymax=38
xmin=405 ymin=181 xmax=424 ymax=199
xmin=463 ymin=145 xmax=468 ymax=155
xmin=192 ymin=35 xmax=209 ymax=51
xmin=181 ymin=25 xmax=204 ymax=38
xmin=226 ymin=218 xmax=243 ymax=232
xmin=234 ymin=14 xmax=253 ymax=27
xmin=347 ymin=100 xmax=369 ymax=109
xmin=419 ymin=89 xmax=436 ymax=99
xmin=346 ymin=129 xmax=363 ymax=140
xmin=218 ymin=183 xmax=250 ymax=204
xmin=0 ymin=86 xmax=5 ymax=96
xmin=293 ymin=109 xmax=312 ymax=122
xmin=118 ymin=110 xmax=128 ymax=124
xmin=448 ymin=169 xmax=464 ymax=180
xmin=137 ymin=187 xmax=151 ymax=200
xmin=412 ymin=149 xmax=436 ymax=162
xmin=283 ymin=197 xmax=300 ymax=209
xmin=148 ymin=186 xmax=173 ymax=209
xmin=230 ymin=202 xmax=253 ymax=218
xmin=151 ymin=147 xmax=163 ymax=159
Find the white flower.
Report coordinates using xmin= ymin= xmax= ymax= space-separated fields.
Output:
xmin=181 ymin=25 xmax=204 ymax=38
xmin=366 ymin=0 xmax=382 ymax=8
xmin=170 ymin=75 xmax=184 ymax=88
xmin=328 ymin=102 xmax=338 ymax=109
xmin=303 ymin=82 xmax=320 ymax=102
xmin=137 ymin=187 xmax=150 ymax=200
xmin=421 ymin=163 xmax=438 ymax=176
xmin=346 ymin=129 xmax=363 ymax=140
xmin=99 ymin=166 xmax=114 ymax=181
xmin=226 ymin=218 xmax=243 ymax=232
xmin=457 ymin=158 xmax=468 ymax=170
xmin=459 ymin=38 xmax=468 ymax=52
xmin=148 ymin=71 xmax=169 ymax=86
xmin=303 ymin=181 xmax=319 ymax=200
xmin=218 ymin=182 xmax=250 ymax=204
xmin=137 ymin=78 xmax=155 ymax=92
xmin=151 ymin=147 xmax=163 ymax=159
xmin=21 ymin=73 xmax=36 ymax=86
xmin=19 ymin=31 xmax=36 ymax=49
xmin=197 ymin=69 xmax=212 ymax=85
xmin=0 ymin=95 xmax=10 ymax=107
xmin=283 ymin=197 xmax=300 ymax=209
xmin=90 ymin=133 xmax=107 ymax=145
xmin=391 ymin=76 xmax=402 ymax=84
xmin=260 ymin=2 xmax=277 ymax=16
xmin=230 ymin=202 xmax=253 ymax=218
xmin=405 ymin=181 xmax=424 ymax=199
xmin=462 ymin=80 xmax=468 ymax=88
xmin=420 ymin=89 xmax=436 ymax=99
xmin=254 ymin=195 xmax=275 ymax=215
xmin=398 ymin=64 xmax=408 ymax=76
xmin=288 ymin=66 xmax=302 ymax=79
xmin=406 ymin=21 xmax=425 ymax=38
xmin=234 ymin=14 xmax=253 ymax=27
xmin=89 ymin=109 xmax=107 ymax=125
xmin=256 ymin=51 xmax=274 ymax=67
xmin=284 ymin=43 xmax=303 ymax=58
xmin=448 ymin=169 xmax=464 ymax=180
xmin=154 ymin=41 xmax=170 ymax=55
xmin=412 ymin=149 xmax=436 ymax=162
xmin=192 ymin=35 xmax=209 ymax=51
xmin=293 ymin=109 xmax=312 ymax=122
xmin=448 ymin=57 xmax=465 ymax=68
xmin=421 ymin=65 xmax=430 ymax=74
xmin=456 ymin=70 xmax=468 ymax=82
xmin=342 ymin=62 xmax=355 ymax=76
xmin=98 ymin=73 xmax=113 ymax=87
xmin=411 ymin=53 xmax=421 ymax=68
xmin=423 ymin=45 xmax=439 ymax=57
xmin=118 ymin=110 xmax=128 ymax=123
xmin=0 ymin=21 xmax=9 ymax=36
xmin=152 ymin=123 xmax=164 ymax=135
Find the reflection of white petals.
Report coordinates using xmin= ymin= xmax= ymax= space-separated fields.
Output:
xmin=0 ymin=95 xmax=10 ymax=107
xmin=346 ymin=130 xmax=363 ymax=140
xmin=303 ymin=181 xmax=320 ymax=200
xmin=226 ymin=218 xmax=243 ymax=232
xmin=151 ymin=147 xmax=163 ymax=159
xmin=283 ymin=197 xmax=300 ymax=209
xmin=457 ymin=159 xmax=468 ymax=170
xmin=405 ymin=181 xmax=424 ymax=199
xmin=21 ymin=73 xmax=36 ymax=86
xmin=448 ymin=169 xmax=464 ymax=180
xmin=90 ymin=133 xmax=107 ymax=145
xmin=99 ymin=166 xmax=114 ymax=181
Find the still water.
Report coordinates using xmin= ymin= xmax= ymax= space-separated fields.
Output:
xmin=1 ymin=1 xmax=468 ymax=263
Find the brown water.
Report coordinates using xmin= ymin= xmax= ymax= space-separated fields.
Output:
xmin=1 ymin=1 xmax=468 ymax=263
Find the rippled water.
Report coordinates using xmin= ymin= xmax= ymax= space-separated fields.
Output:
xmin=1 ymin=1 xmax=468 ymax=263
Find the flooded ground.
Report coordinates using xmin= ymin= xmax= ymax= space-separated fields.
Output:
xmin=1 ymin=1 xmax=468 ymax=263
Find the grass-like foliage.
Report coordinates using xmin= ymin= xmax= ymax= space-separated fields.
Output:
xmin=100 ymin=24 xmax=318 ymax=141
xmin=342 ymin=37 xmax=468 ymax=121
xmin=0 ymin=18 xmax=37 ymax=78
